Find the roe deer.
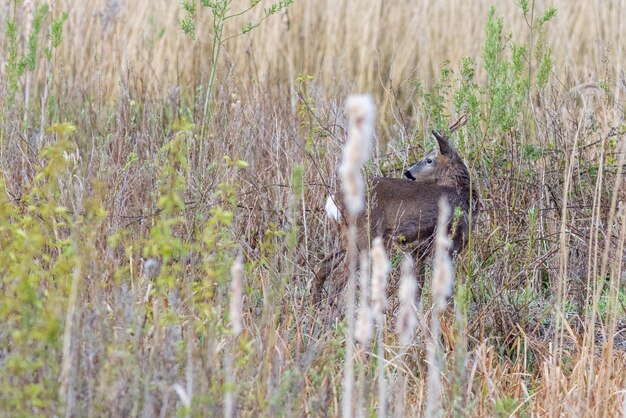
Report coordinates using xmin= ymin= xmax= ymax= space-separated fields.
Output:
xmin=314 ymin=127 xmax=478 ymax=305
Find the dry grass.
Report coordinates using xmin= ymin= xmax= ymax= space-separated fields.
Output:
xmin=2 ymin=1 xmax=624 ymax=107
xmin=1 ymin=0 xmax=625 ymax=417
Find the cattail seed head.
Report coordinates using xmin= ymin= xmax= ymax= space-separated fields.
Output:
xmin=229 ymin=255 xmax=244 ymax=336
xmin=396 ymin=255 xmax=417 ymax=346
xmin=340 ymin=94 xmax=376 ymax=215
xmin=345 ymin=95 xmax=375 ymax=166
xmin=339 ymin=169 xmax=365 ymax=215
xmin=370 ymin=237 xmax=389 ymax=320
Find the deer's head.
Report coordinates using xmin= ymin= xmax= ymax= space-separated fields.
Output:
xmin=404 ymin=130 xmax=462 ymax=184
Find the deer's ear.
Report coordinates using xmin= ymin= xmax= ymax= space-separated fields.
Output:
xmin=432 ymin=130 xmax=457 ymax=159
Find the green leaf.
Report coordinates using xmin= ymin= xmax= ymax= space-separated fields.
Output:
xmin=46 ymin=122 xmax=77 ymax=136
xmin=181 ymin=0 xmax=196 ymax=14
xmin=537 ymin=48 xmax=553 ymax=89
xmin=51 ymin=12 xmax=68 ymax=48
xmin=241 ymin=22 xmax=259 ymax=34
xmin=180 ymin=16 xmax=196 ymax=37
xmin=517 ymin=0 xmax=529 ymax=15
xmin=539 ymin=7 xmax=557 ymax=24
xmin=235 ymin=160 xmax=249 ymax=169
xmin=172 ymin=117 xmax=195 ymax=133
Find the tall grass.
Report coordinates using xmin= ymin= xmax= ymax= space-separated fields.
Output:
xmin=0 ymin=0 xmax=625 ymax=416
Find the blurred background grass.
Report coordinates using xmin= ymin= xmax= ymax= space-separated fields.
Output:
xmin=1 ymin=1 xmax=623 ymax=106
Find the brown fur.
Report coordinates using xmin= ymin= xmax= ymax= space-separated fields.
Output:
xmin=313 ymin=129 xmax=479 ymax=305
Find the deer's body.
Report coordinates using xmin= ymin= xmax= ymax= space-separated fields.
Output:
xmin=314 ymin=130 xmax=478 ymax=304
xmin=356 ymin=178 xmax=472 ymax=252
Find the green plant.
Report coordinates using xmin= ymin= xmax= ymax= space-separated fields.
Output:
xmin=180 ymin=0 xmax=293 ymax=139
xmin=0 ymin=122 xmax=90 ymax=415
xmin=1 ymin=1 xmax=68 ymax=161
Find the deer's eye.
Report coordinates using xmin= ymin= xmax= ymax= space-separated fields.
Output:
xmin=426 ymin=158 xmax=433 ymax=164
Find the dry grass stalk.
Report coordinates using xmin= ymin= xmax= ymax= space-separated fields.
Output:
xmin=355 ymin=250 xmax=372 ymax=345
xmin=342 ymin=222 xmax=358 ymax=418
xmin=396 ymin=256 xmax=417 ymax=346
xmin=425 ymin=198 xmax=453 ymax=418
xmin=58 ymin=238 xmax=82 ymax=416
xmin=225 ymin=254 xmax=244 ymax=417
xmin=370 ymin=236 xmax=390 ymax=418
xmin=355 ymin=250 xmax=372 ymax=418
xmin=582 ymin=135 xmax=626 ymax=413
xmin=371 ymin=236 xmax=389 ymax=320
xmin=172 ymin=383 xmax=191 ymax=409
xmin=595 ymin=141 xmax=626 ymax=416
xmin=393 ymin=255 xmax=417 ymax=418
xmin=341 ymin=94 xmax=375 ymax=418
xmin=15 ymin=1 xmax=624 ymax=107
xmin=229 ymin=254 xmax=244 ymax=336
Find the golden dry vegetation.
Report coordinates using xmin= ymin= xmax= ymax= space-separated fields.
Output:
xmin=0 ymin=0 xmax=625 ymax=417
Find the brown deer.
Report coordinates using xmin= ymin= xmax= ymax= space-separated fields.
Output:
xmin=314 ymin=125 xmax=478 ymax=305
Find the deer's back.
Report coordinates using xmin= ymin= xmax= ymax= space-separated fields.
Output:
xmin=352 ymin=177 xmax=475 ymax=252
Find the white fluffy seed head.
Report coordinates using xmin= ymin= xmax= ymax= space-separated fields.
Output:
xmin=370 ymin=237 xmax=389 ymax=320
xmin=346 ymin=94 xmax=376 ymax=167
xmin=229 ymin=255 xmax=244 ymax=336
xmin=339 ymin=94 xmax=376 ymax=216
xmin=355 ymin=304 xmax=372 ymax=345
xmin=432 ymin=198 xmax=453 ymax=310
xmin=340 ymin=170 xmax=365 ymax=215
xmin=398 ymin=256 xmax=417 ymax=304
xmin=396 ymin=255 xmax=417 ymax=345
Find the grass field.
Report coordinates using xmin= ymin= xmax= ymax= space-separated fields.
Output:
xmin=1 ymin=0 xmax=625 ymax=416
